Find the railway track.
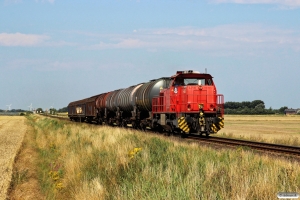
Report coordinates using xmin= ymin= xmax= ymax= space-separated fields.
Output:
xmin=44 ymin=114 xmax=300 ymax=158
xmin=187 ymin=136 xmax=300 ymax=157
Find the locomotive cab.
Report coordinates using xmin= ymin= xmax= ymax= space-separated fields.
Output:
xmin=170 ymin=71 xmax=217 ymax=112
xmin=153 ymin=70 xmax=224 ymax=136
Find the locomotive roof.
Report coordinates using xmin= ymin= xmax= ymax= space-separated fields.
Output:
xmin=171 ymin=72 xmax=213 ymax=79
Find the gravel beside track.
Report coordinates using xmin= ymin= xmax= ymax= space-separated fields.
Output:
xmin=0 ymin=116 xmax=27 ymax=200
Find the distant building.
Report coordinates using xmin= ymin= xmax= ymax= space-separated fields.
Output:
xmin=284 ymin=108 xmax=300 ymax=115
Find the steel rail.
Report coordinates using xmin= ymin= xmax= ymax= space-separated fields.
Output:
xmin=187 ymin=136 xmax=300 ymax=156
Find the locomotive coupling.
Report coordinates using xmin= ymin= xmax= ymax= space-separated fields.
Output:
xmin=178 ymin=116 xmax=190 ymax=133
xmin=199 ymin=110 xmax=205 ymax=126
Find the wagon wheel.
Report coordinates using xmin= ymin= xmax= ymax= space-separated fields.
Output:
xmin=205 ymin=132 xmax=210 ymax=137
xmin=132 ymin=121 xmax=136 ymax=129
xmin=121 ymin=121 xmax=127 ymax=128
xmin=164 ymin=130 xmax=171 ymax=136
xmin=140 ymin=123 xmax=146 ymax=132
xmin=180 ymin=131 xmax=187 ymax=138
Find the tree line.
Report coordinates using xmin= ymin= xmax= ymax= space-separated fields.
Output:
xmin=0 ymin=109 xmax=27 ymax=112
xmin=0 ymin=102 xmax=291 ymax=115
xmin=224 ymin=100 xmax=288 ymax=115
xmin=35 ymin=107 xmax=68 ymax=114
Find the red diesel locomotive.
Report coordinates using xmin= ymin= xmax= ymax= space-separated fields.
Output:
xmin=68 ymin=70 xmax=224 ymax=137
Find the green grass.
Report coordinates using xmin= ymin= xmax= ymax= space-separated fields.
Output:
xmin=26 ymin=115 xmax=300 ymax=200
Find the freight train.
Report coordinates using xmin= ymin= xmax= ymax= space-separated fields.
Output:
xmin=68 ymin=70 xmax=224 ymax=137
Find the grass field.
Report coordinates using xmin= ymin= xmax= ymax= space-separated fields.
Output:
xmin=56 ymin=112 xmax=68 ymax=118
xmin=8 ymin=114 xmax=299 ymax=200
xmin=220 ymin=115 xmax=300 ymax=146
xmin=0 ymin=112 xmax=20 ymax=116
xmin=0 ymin=116 xmax=27 ymax=200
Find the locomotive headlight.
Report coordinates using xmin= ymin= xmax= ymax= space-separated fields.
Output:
xmin=198 ymin=104 xmax=203 ymax=109
xmin=210 ymin=104 xmax=214 ymax=111
xmin=187 ymin=104 xmax=191 ymax=111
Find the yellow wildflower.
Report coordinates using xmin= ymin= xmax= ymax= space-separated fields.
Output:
xmin=55 ymin=182 xmax=64 ymax=189
xmin=128 ymin=147 xmax=142 ymax=159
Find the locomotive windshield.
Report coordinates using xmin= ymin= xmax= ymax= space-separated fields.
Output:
xmin=173 ymin=78 xmax=213 ymax=86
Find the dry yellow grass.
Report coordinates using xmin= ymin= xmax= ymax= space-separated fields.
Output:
xmin=0 ymin=116 xmax=27 ymax=200
xmin=28 ymin=115 xmax=300 ymax=199
xmin=220 ymin=115 xmax=300 ymax=146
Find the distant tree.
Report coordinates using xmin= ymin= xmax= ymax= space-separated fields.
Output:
xmin=241 ymin=106 xmax=250 ymax=114
xmin=253 ymin=106 xmax=264 ymax=114
xmin=224 ymin=102 xmax=241 ymax=109
xmin=278 ymin=106 xmax=288 ymax=114
xmin=225 ymin=100 xmax=265 ymax=110
xmin=26 ymin=111 xmax=33 ymax=115
xmin=58 ymin=107 xmax=68 ymax=112
xmin=49 ymin=108 xmax=57 ymax=115
xmin=12 ymin=109 xmax=26 ymax=112
xmin=241 ymin=101 xmax=251 ymax=108
xmin=224 ymin=100 xmax=279 ymax=115
xmin=250 ymin=100 xmax=265 ymax=108
xmin=255 ymin=103 xmax=265 ymax=109
xmin=266 ymin=107 xmax=275 ymax=114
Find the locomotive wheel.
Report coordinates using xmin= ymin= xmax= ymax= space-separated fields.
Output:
xmin=164 ymin=130 xmax=171 ymax=136
xmin=153 ymin=122 xmax=163 ymax=133
xmin=121 ymin=121 xmax=126 ymax=128
xmin=140 ymin=123 xmax=146 ymax=131
xmin=108 ymin=119 xmax=114 ymax=126
xmin=158 ymin=126 xmax=164 ymax=134
xmin=180 ymin=131 xmax=187 ymax=138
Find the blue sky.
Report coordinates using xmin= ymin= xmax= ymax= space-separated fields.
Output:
xmin=1 ymin=0 xmax=300 ymax=111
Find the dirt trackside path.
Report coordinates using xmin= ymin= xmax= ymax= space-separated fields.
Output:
xmin=0 ymin=116 xmax=26 ymax=200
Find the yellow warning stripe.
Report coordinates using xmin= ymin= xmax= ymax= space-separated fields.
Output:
xmin=178 ymin=121 xmax=187 ymax=127
xmin=178 ymin=117 xmax=189 ymax=133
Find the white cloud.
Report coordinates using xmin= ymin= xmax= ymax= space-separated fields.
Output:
xmin=0 ymin=33 xmax=50 ymax=46
xmin=35 ymin=0 xmax=55 ymax=3
xmin=210 ymin=0 xmax=300 ymax=7
xmin=92 ymin=39 xmax=150 ymax=49
xmin=87 ymin=24 xmax=300 ymax=55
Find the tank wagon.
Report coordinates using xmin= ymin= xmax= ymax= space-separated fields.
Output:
xmin=68 ymin=70 xmax=224 ymax=137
